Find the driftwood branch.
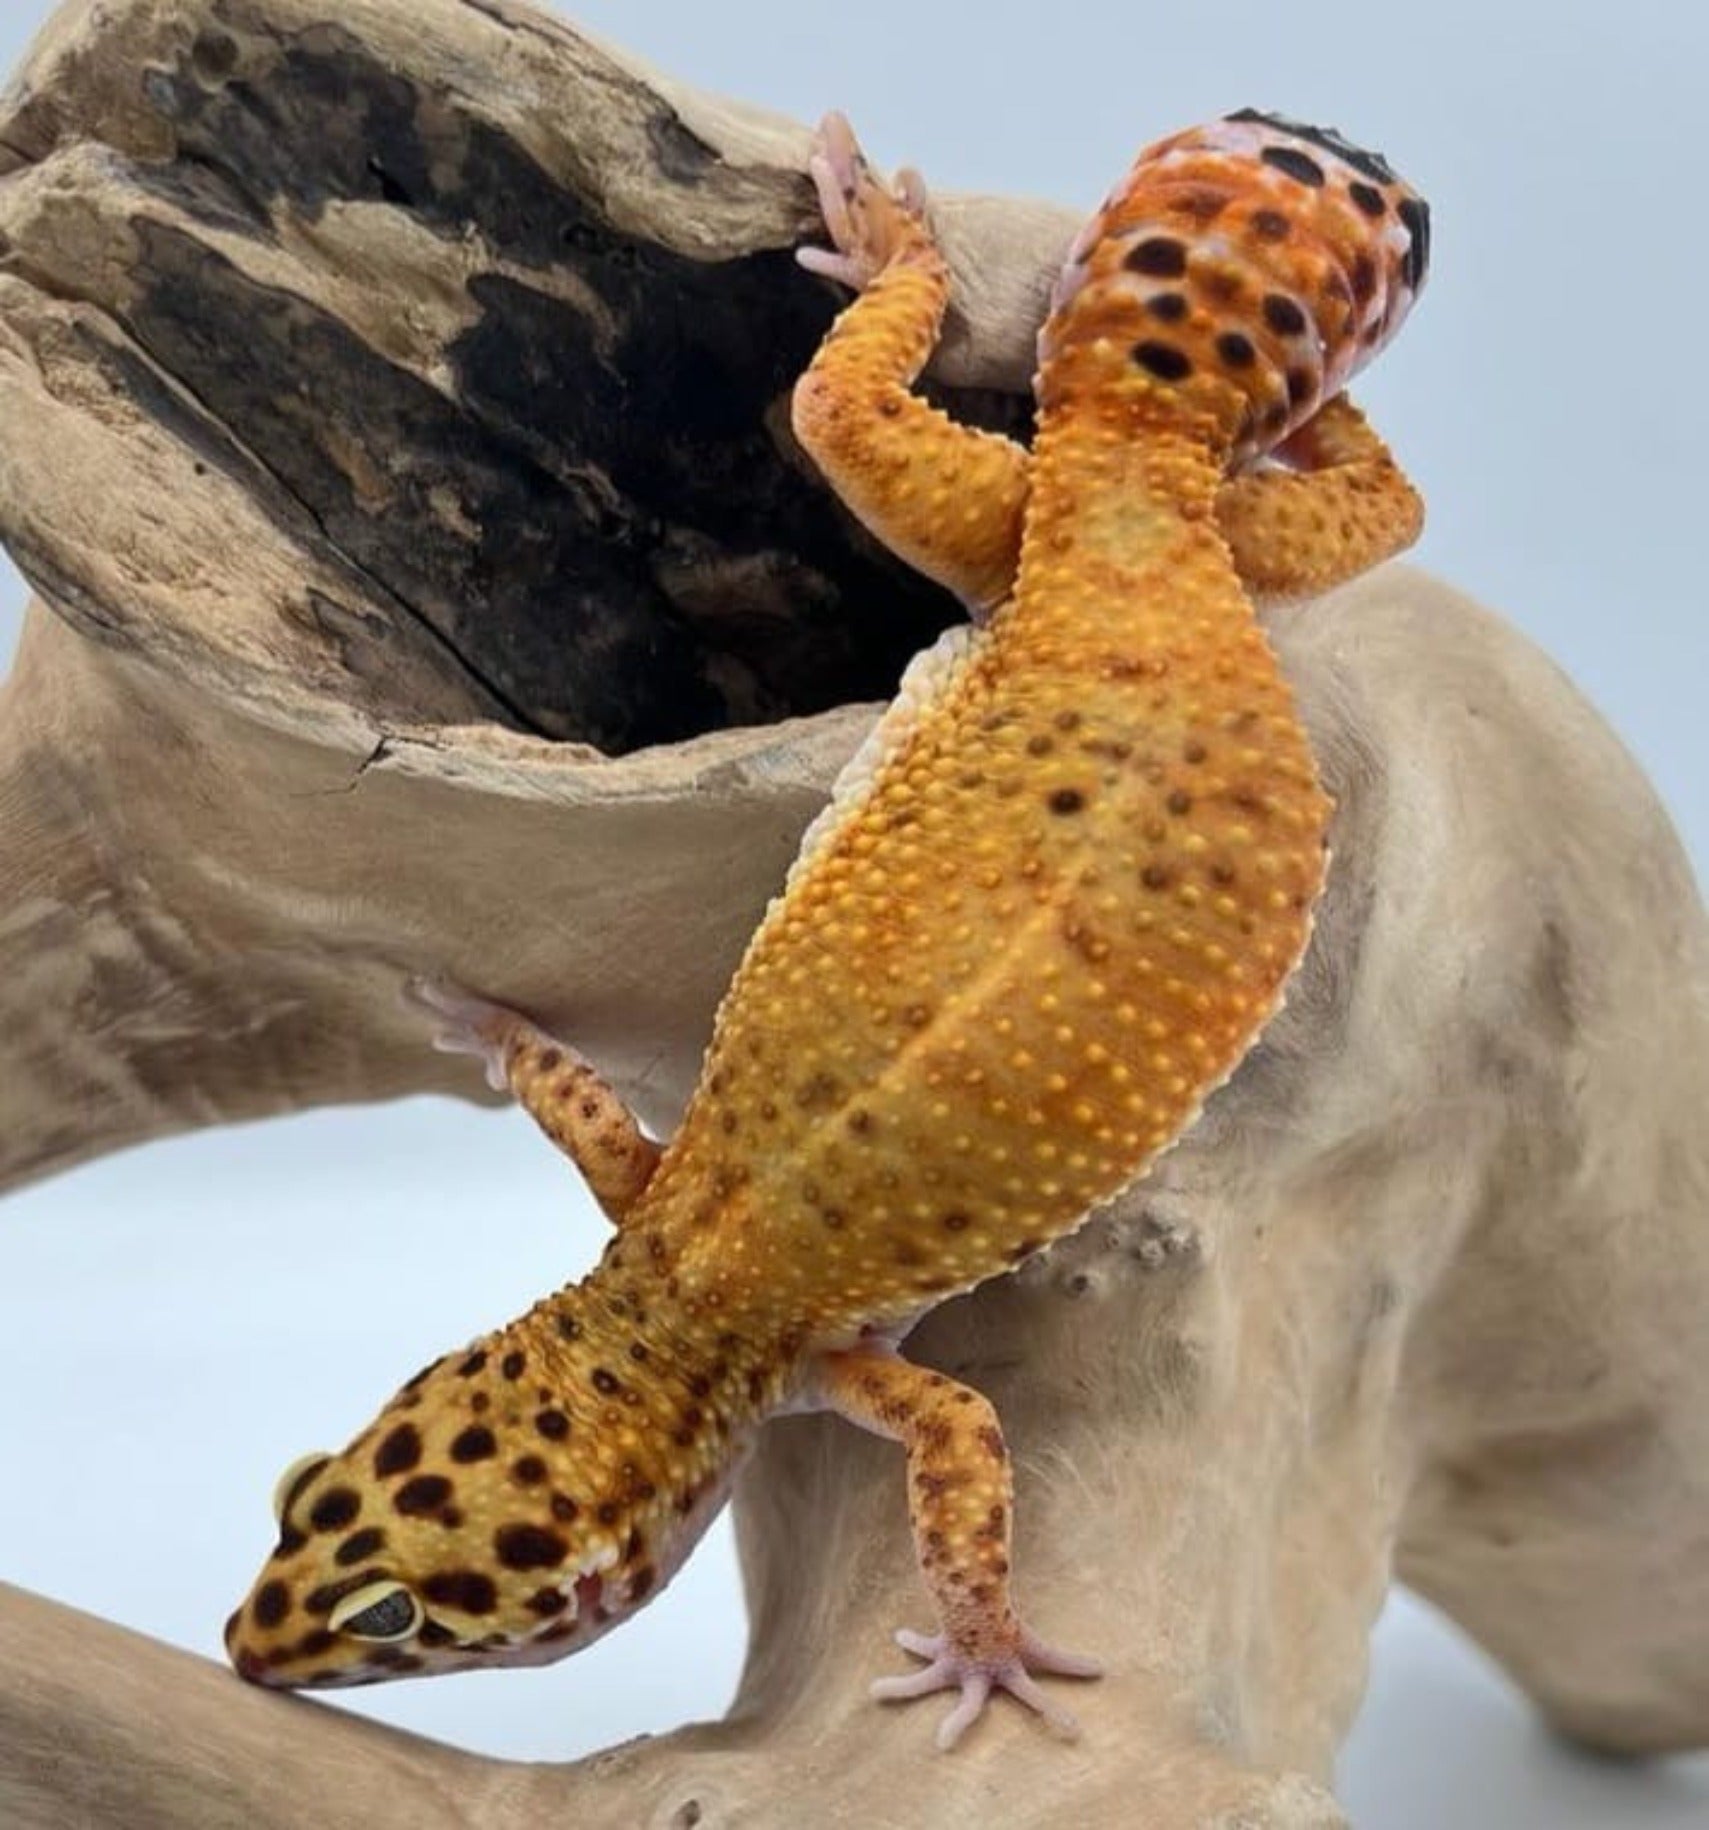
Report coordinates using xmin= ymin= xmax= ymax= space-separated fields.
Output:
xmin=2 ymin=1 xmax=1707 ymax=1825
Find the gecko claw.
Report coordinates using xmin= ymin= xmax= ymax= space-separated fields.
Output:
xmin=403 ymin=975 xmax=516 ymax=1092
xmin=796 ymin=110 xmax=933 ymax=292
xmin=871 ymin=1624 xmax=1102 ymax=1750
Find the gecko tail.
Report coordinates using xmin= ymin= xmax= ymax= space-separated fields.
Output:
xmin=1037 ymin=110 xmax=1429 ymax=463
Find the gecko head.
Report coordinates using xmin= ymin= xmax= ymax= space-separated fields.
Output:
xmin=1036 ymin=107 xmax=1429 ymax=459
xmin=224 ymin=1321 xmax=729 ymax=1689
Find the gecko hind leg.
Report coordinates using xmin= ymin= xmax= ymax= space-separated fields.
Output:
xmin=793 ymin=112 xmax=1030 ymax=618
xmin=405 ymin=977 xmax=661 ymax=1226
xmin=1218 ymin=392 xmax=1424 ymax=601
xmin=814 ymin=1346 xmax=1102 ymax=1750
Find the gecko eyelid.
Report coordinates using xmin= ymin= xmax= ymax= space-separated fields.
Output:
xmin=328 ymin=1581 xmax=423 ymax=1642
xmin=271 ymin=1451 xmax=332 ymax=1524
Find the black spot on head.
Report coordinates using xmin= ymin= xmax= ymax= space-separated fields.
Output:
xmin=1262 ymin=294 xmax=1308 ymax=338
xmin=495 ymin=1523 xmax=568 ymax=1571
xmin=528 ymin=1586 xmax=570 ymax=1617
xmin=394 ymin=1474 xmax=454 ymax=1516
xmin=1348 ymin=181 xmax=1386 ymax=218
xmin=555 ymin=1312 xmax=582 ymax=1341
xmin=551 ymin=1493 xmax=580 ymax=1523
xmin=336 ymin=1526 xmax=387 ymax=1567
xmin=1132 ymin=341 xmax=1192 ymax=382
xmin=1216 ymin=331 xmax=1256 ymax=369
xmin=1250 ymin=208 xmax=1291 ymax=242
xmin=373 ymin=1423 xmax=422 ymax=1479
xmin=500 ymin=1350 xmax=527 ymax=1381
xmin=1397 ymin=195 xmax=1431 ymax=291
xmin=590 ymin=1367 xmax=621 ymax=1396
xmin=450 ymin=1425 xmax=498 ymax=1463
xmin=1125 ymin=236 xmax=1188 ymax=278
xmin=1048 ymin=787 xmax=1087 ymax=815
xmin=422 ymin=1569 xmax=498 ymax=1615
xmin=309 ymin=1488 xmax=360 ymax=1533
xmin=536 ymin=1408 xmax=571 ymax=1440
xmin=252 ymin=1581 xmax=290 ymax=1629
xmin=513 ymin=1454 xmax=547 ymax=1484
xmin=272 ymin=1525 xmax=308 ymax=1559
xmin=296 ymin=1628 xmax=338 ymax=1659
xmin=456 ymin=1349 xmax=488 ymax=1378
xmin=1145 ymin=292 xmax=1188 ymax=323
xmin=1260 ymin=144 xmax=1325 ymax=188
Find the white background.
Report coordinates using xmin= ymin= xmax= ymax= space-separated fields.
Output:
xmin=1 ymin=1 xmax=1705 ymax=1823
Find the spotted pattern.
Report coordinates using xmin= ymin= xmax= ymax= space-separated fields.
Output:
xmin=373 ymin=1423 xmax=421 ymax=1478
xmin=1040 ymin=110 xmax=1429 ymax=461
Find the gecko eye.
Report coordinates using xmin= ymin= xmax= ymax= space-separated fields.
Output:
xmin=328 ymin=1581 xmax=422 ymax=1642
xmin=271 ymin=1452 xmax=332 ymax=1524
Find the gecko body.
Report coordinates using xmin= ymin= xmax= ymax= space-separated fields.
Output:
xmin=228 ymin=110 xmax=1428 ymax=1747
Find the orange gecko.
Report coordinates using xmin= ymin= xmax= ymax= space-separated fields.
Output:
xmin=228 ymin=109 xmax=1428 ymax=1747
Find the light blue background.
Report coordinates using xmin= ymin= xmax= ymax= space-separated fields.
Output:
xmin=1 ymin=1 xmax=1704 ymax=1822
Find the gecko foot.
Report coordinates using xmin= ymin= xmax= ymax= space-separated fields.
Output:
xmin=404 ymin=975 xmax=528 ymax=1092
xmin=871 ymin=1623 xmax=1103 ymax=1751
xmin=797 ymin=110 xmax=932 ymax=292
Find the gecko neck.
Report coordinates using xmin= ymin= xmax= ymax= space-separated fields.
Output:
xmin=522 ymin=1231 xmax=791 ymax=1430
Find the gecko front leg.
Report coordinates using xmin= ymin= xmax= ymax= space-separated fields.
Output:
xmin=793 ymin=112 xmax=1031 ymax=618
xmin=814 ymin=1347 xmax=1101 ymax=1749
xmin=406 ymin=977 xmax=661 ymax=1225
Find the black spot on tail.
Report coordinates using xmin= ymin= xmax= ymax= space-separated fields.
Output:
xmin=1125 ymin=236 xmax=1188 ymax=278
xmin=1227 ymin=108 xmax=1398 ymax=184
xmin=1262 ymin=294 xmax=1308 ymax=337
xmin=1260 ymin=144 xmax=1326 ymax=189
xmin=1132 ymin=342 xmax=1192 ymax=382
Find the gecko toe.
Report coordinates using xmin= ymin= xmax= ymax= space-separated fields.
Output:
xmin=872 ymin=1623 xmax=1100 ymax=1748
